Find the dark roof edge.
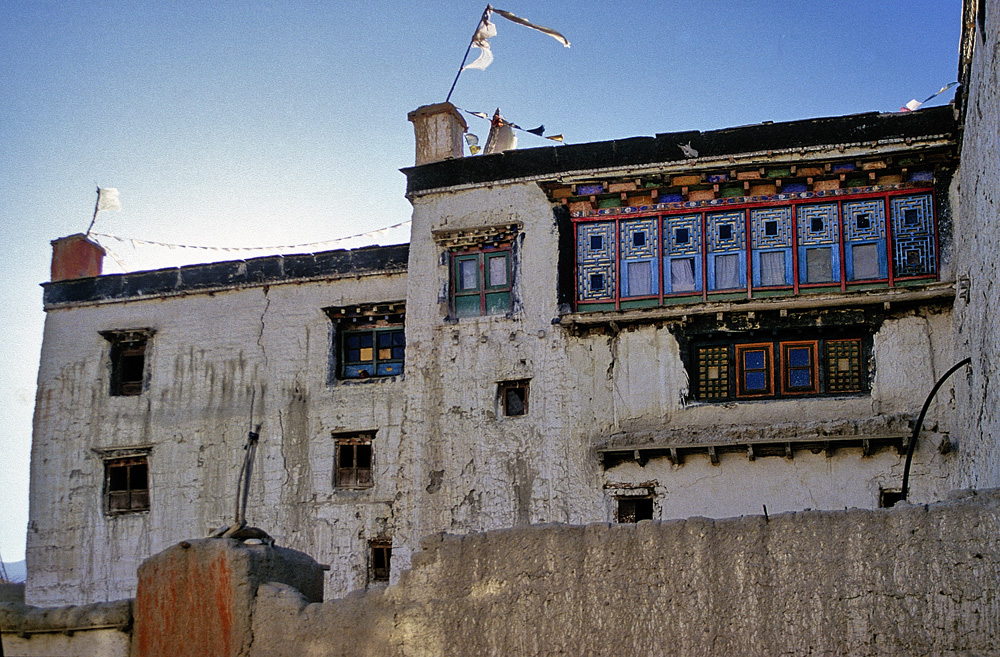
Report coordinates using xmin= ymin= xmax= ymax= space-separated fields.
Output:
xmin=402 ymin=107 xmax=957 ymax=194
xmin=43 ymin=243 xmax=410 ymax=308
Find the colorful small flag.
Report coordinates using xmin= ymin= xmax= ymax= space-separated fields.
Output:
xmin=899 ymin=81 xmax=958 ymax=112
xmin=97 ymin=187 xmax=121 ymax=212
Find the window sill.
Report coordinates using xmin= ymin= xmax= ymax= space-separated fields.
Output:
xmin=330 ymin=375 xmax=404 ymax=387
xmin=561 ymin=280 xmax=954 ymax=328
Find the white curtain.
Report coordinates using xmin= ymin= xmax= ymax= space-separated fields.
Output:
xmin=627 ymin=261 xmax=652 ymax=296
xmin=805 ymin=248 xmax=833 ymax=282
xmin=760 ymin=251 xmax=786 ymax=286
xmin=715 ymin=254 xmax=740 ymax=289
xmin=852 ymin=243 xmax=880 ymax=279
xmin=670 ymin=258 xmax=696 ymax=292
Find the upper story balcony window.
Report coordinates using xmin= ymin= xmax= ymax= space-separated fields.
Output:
xmin=573 ymin=189 xmax=938 ymax=312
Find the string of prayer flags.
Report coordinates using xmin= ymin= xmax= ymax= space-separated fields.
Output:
xmin=899 ymin=81 xmax=958 ymax=112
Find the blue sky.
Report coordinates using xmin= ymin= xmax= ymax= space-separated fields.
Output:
xmin=0 ymin=1 xmax=961 ymax=563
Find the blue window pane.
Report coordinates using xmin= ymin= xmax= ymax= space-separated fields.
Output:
xmin=377 ymin=332 xmax=392 ymax=347
xmin=744 ymin=350 xmax=766 ymax=370
xmin=788 ymin=347 xmax=811 ymax=367
xmin=745 ymin=371 xmax=767 ymax=390
xmin=359 ymin=334 xmax=373 ymax=348
xmin=789 ymin=368 xmax=811 ymax=388
xmin=391 ymin=346 xmax=405 ymax=360
xmin=392 ymin=332 xmax=406 ymax=346
xmin=346 ymin=348 xmax=361 ymax=362
xmin=346 ymin=335 xmax=362 ymax=348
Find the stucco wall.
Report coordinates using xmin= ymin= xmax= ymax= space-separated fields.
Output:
xmin=0 ymin=596 xmax=131 ymax=657
xmin=952 ymin=0 xmax=1000 ymax=490
xmin=28 ymin=271 xmax=407 ymax=605
xmin=249 ymin=489 xmax=1000 ymax=657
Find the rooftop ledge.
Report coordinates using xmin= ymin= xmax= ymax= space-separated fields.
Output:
xmin=560 ymin=280 xmax=955 ymax=327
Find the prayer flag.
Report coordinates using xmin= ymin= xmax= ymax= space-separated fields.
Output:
xmin=463 ymin=6 xmax=570 ymax=72
xmin=97 ymin=187 xmax=121 ymax=212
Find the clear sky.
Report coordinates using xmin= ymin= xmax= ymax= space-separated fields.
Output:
xmin=0 ymin=1 xmax=962 ymax=564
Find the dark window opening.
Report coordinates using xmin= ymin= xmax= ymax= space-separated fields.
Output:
xmin=764 ymin=220 xmax=778 ymax=236
xmin=856 ymin=213 xmax=871 ymax=230
xmin=335 ymin=432 xmax=375 ymax=489
xmin=590 ymin=234 xmax=604 ymax=251
xmin=810 ymin=217 xmax=825 ymax=232
xmin=719 ymin=224 xmax=733 ymax=240
xmin=632 ymin=231 xmax=646 ymax=247
xmin=903 ymin=208 xmax=920 ymax=226
xmin=106 ymin=332 xmax=150 ymax=396
xmin=370 ymin=541 xmax=391 ymax=583
xmin=105 ymin=456 xmax=149 ymax=514
xmin=879 ymin=488 xmax=903 ymax=508
xmin=616 ymin=497 xmax=653 ymax=523
xmin=499 ymin=380 xmax=530 ymax=417
xmin=675 ymin=227 xmax=690 ymax=244
xmin=590 ymin=273 xmax=605 ymax=291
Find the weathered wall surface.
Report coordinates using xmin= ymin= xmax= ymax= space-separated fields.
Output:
xmin=249 ymin=489 xmax=1000 ymax=657
xmin=953 ymin=0 xmax=1000 ymax=491
xmin=0 ymin=596 xmax=131 ymax=657
xmin=28 ymin=271 xmax=407 ymax=605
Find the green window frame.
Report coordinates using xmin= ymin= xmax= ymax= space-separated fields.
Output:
xmin=452 ymin=248 xmax=512 ymax=318
xmin=340 ymin=327 xmax=405 ymax=379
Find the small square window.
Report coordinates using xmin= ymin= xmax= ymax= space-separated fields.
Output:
xmin=903 ymin=209 xmax=920 ymax=227
xmin=675 ymin=227 xmax=690 ymax=245
xmin=632 ymin=231 xmax=646 ymax=248
xmin=697 ymin=345 xmax=730 ymax=400
xmin=369 ymin=541 xmax=391 ymax=583
xmin=335 ymin=432 xmax=375 ymax=489
xmin=590 ymin=273 xmax=605 ymax=291
xmin=341 ymin=328 xmax=404 ymax=379
xmin=105 ymin=455 xmax=149 ymax=514
xmin=452 ymin=249 xmax=512 ymax=318
xmin=103 ymin=331 xmax=151 ymax=397
xmin=499 ymin=380 xmax=529 ymax=417
xmin=736 ymin=343 xmax=773 ymax=397
xmin=764 ymin=220 xmax=778 ymax=236
xmin=781 ymin=341 xmax=818 ymax=394
xmin=879 ymin=488 xmax=903 ymax=508
xmin=825 ymin=339 xmax=863 ymax=393
xmin=855 ymin=213 xmax=871 ymax=230
xmin=810 ymin=217 xmax=824 ymax=232
xmin=616 ymin=497 xmax=653 ymax=523
xmin=718 ymin=224 xmax=733 ymax=240
xmin=590 ymin=234 xmax=604 ymax=251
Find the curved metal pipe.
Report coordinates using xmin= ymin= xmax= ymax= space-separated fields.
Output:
xmin=900 ymin=357 xmax=971 ymax=501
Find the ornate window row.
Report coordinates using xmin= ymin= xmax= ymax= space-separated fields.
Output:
xmin=693 ymin=336 xmax=867 ymax=402
xmin=573 ymin=190 xmax=937 ymax=311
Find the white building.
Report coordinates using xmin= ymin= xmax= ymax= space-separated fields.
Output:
xmin=28 ymin=98 xmax=972 ymax=605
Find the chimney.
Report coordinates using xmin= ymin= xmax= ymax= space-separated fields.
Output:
xmin=50 ymin=234 xmax=105 ymax=282
xmin=407 ymin=102 xmax=468 ymax=165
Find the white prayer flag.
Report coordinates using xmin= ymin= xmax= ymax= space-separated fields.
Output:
xmin=97 ymin=187 xmax=121 ymax=212
xmin=463 ymin=6 xmax=569 ymax=72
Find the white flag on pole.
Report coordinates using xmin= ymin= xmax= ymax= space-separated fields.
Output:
xmin=463 ymin=6 xmax=569 ymax=72
xmin=97 ymin=187 xmax=121 ymax=212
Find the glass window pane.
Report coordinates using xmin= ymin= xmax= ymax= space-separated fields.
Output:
xmin=626 ymin=261 xmax=652 ymax=296
xmin=377 ymin=332 xmax=392 ymax=347
xmin=458 ymin=258 xmax=478 ymax=290
xmin=759 ymin=251 xmax=786 ymax=286
xmin=359 ymin=334 xmax=373 ymax=348
xmin=392 ymin=332 xmax=405 ymax=346
xmin=715 ymin=254 xmax=740 ymax=289
xmin=852 ymin=243 xmax=880 ymax=280
xmin=789 ymin=368 xmax=812 ymax=388
xmin=745 ymin=371 xmax=767 ymax=390
xmin=590 ymin=235 xmax=603 ymax=251
xmin=488 ymin=255 xmax=508 ymax=287
xmin=675 ymin=228 xmax=689 ymax=244
xmin=744 ymin=350 xmax=765 ymax=370
xmin=788 ymin=347 xmax=812 ymax=367
xmin=719 ymin=224 xmax=733 ymax=240
xmin=670 ymin=259 xmax=696 ymax=292
xmin=633 ymin=231 xmax=646 ymax=247
xmin=590 ymin=273 xmax=605 ymax=291
xmin=806 ymin=248 xmax=834 ymax=283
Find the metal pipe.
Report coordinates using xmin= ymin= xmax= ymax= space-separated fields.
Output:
xmin=900 ymin=357 xmax=971 ymax=501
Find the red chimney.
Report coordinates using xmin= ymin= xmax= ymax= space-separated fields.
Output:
xmin=50 ymin=234 xmax=105 ymax=282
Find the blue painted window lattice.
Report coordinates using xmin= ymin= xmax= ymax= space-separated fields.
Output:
xmin=890 ymin=194 xmax=936 ymax=277
xmin=620 ymin=218 xmax=658 ymax=298
xmin=664 ymin=214 xmax=702 ymax=295
xmin=797 ymin=204 xmax=840 ymax=284
xmin=576 ymin=222 xmax=616 ymax=301
xmin=750 ymin=207 xmax=793 ymax=288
